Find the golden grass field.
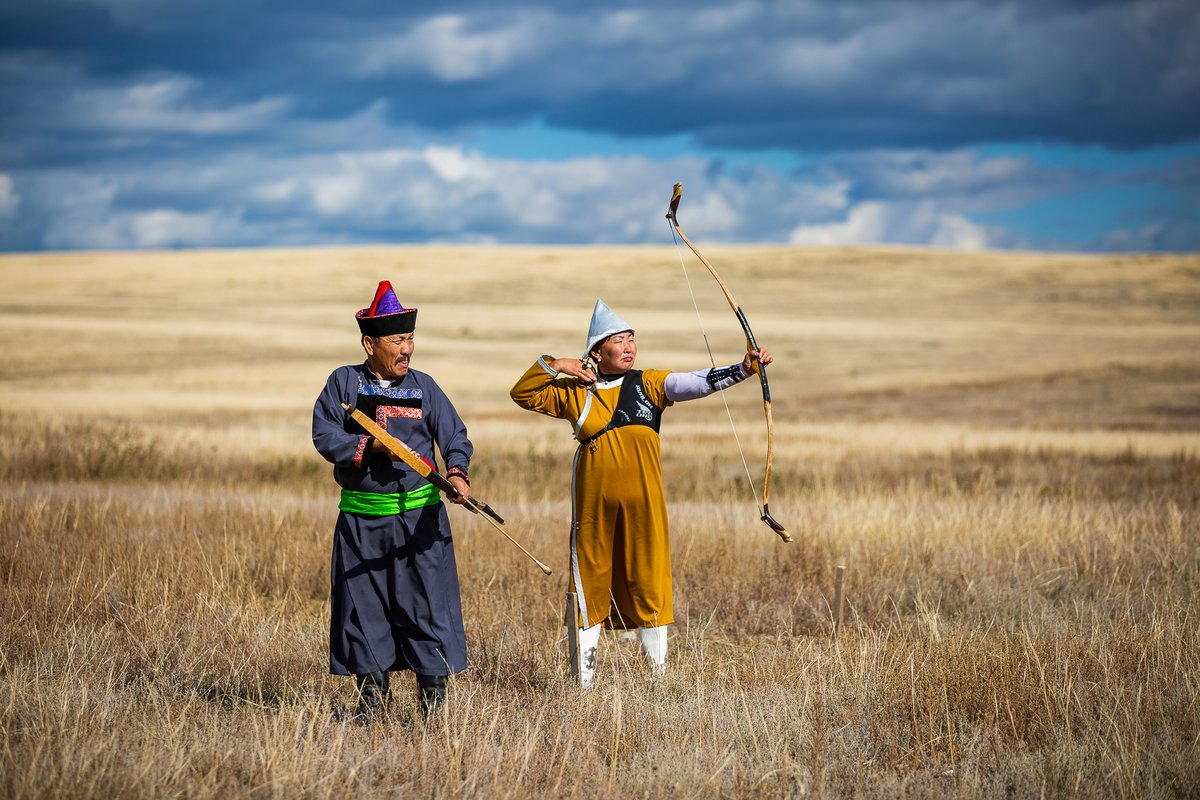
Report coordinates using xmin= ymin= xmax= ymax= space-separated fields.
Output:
xmin=1 ymin=245 xmax=1198 ymax=798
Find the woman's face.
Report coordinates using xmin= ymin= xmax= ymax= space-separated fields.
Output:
xmin=592 ymin=330 xmax=636 ymax=375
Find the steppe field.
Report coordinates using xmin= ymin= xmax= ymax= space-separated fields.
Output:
xmin=1 ymin=245 xmax=1198 ymax=799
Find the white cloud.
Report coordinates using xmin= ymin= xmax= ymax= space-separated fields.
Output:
xmin=42 ymin=205 xmax=256 ymax=250
xmin=789 ymin=202 xmax=885 ymax=246
xmin=17 ymin=169 xmax=257 ymax=250
xmin=927 ymin=210 xmax=989 ymax=250
xmin=353 ymin=14 xmax=544 ymax=81
xmin=848 ymin=150 xmax=1033 ymax=196
xmin=6 ymin=138 xmax=1182 ymax=252
xmin=63 ymin=77 xmax=291 ymax=135
xmin=789 ymin=200 xmax=991 ymax=250
xmin=424 ymin=146 xmax=476 ymax=182
xmin=310 ymin=170 xmax=366 ymax=217
xmin=12 ymin=145 xmax=1007 ymax=250
xmin=124 ymin=209 xmax=228 ymax=248
xmin=1099 ymin=218 xmax=1200 ymax=252
xmin=0 ymin=174 xmax=19 ymax=221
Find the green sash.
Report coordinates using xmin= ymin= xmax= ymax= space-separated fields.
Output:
xmin=339 ymin=484 xmax=441 ymax=516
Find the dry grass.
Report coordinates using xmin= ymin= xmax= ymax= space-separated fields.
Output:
xmin=1 ymin=245 xmax=1199 ymax=798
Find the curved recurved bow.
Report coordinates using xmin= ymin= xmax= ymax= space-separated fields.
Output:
xmin=666 ymin=182 xmax=791 ymax=543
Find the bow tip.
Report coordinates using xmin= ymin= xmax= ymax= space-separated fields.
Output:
xmin=667 ymin=182 xmax=683 ymax=221
xmin=761 ymin=506 xmax=792 ymax=542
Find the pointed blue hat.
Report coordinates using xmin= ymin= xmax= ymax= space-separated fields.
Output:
xmin=582 ymin=299 xmax=634 ymax=359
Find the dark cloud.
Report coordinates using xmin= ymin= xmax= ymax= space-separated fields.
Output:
xmin=4 ymin=1 xmax=1197 ymax=155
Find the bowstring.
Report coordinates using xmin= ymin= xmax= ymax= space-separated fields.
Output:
xmin=668 ymin=220 xmax=762 ymax=510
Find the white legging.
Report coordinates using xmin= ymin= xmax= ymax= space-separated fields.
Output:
xmin=577 ymin=624 xmax=667 ymax=687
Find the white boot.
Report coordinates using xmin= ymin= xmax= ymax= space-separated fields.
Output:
xmin=638 ymin=625 xmax=668 ymax=674
xmin=578 ymin=622 xmax=602 ymax=688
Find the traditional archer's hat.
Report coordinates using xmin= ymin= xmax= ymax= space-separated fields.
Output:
xmin=582 ymin=299 xmax=634 ymax=359
xmin=356 ymin=281 xmax=417 ymax=337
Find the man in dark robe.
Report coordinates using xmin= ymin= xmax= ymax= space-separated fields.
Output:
xmin=312 ymin=280 xmax=473 ymax=718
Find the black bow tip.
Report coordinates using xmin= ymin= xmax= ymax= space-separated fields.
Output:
xmin=761 ymin=506 xmax=792 ymax=542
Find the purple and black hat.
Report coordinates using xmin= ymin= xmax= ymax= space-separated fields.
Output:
xmin=356 ymin=281 xmax=417 ymax=337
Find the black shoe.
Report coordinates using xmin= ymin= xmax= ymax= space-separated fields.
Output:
xmin=354 ymin=671 xmax=391 ymax=719
xmin=416 ymin=673 xmax=446 ymax=719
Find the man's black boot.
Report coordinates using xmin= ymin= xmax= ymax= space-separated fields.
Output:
xmin=416 ymin=673 xmax=447 ymax=719
xmin=354 ymin=670 xmax=390 ymax=719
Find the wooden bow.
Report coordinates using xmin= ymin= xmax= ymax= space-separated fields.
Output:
xmin=666 ymin=182 xmax=791 ymax=543
xmin=342 ymin=403 xmax=553 ymax=574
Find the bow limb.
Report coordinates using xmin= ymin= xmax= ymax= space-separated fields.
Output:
xmin=667 ymin=183 xmax=791 ymax=543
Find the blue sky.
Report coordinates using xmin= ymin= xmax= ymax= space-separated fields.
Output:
xmin=1 ymin=0 xmax=1197 ymax=251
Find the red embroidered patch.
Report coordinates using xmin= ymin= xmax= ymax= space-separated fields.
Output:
xmin=376 ymin=405 xmax=422 ymax=425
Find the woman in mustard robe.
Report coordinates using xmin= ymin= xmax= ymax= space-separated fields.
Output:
xmin=510 ymin=299 xmax=773 ymax=686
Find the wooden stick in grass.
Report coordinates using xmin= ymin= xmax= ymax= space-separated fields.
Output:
xmin=833 ymin=564 xmax=847 ymax=638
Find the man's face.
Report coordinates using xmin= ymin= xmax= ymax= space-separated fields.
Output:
xmin=363 ymin=333 xmax=415 ymax=380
